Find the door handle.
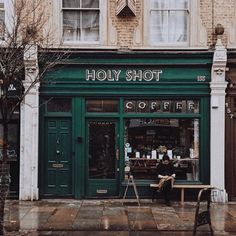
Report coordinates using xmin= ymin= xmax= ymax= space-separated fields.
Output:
xmin=56 ymin=150 xmax=60 ymax=154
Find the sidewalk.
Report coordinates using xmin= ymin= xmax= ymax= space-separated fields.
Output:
xmin=3 ymin=199 xmax=236 ymax=236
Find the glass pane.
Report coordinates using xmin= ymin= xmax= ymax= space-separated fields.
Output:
xmin=124 ymin=118 xmax=199 ymax=181
xmin=174 ymin=100 xmax=186 ymax=113
xmin=63 ymin=11 xmax=80 ymax=41
xmin=151 ymin=0 xmax=167 ymax=9
xmin=62 ymin=0 xmax=80 ymax=8
xmin=169 ymin=11 xmax=188 ymax=42
xmin=86 ymin=100 xmax=119 ymax=112
xmin=187 ymin=100 xmax=199 ymax=113
xmin=46 ymin=98 xmax=71 ymax=112
xmin=0 ymin=10 xmax=4 ymax=37
xmin=81 ymin=10 xmax=99 ymax=41
xmin=150 ymin=11 xmax=168 ymax=43
xmin=169 ymin=0 xmax=188 ymax=9
xmin=0 ymin=124 xmax=19 ymax=160
xmin=88 ymin=121 xmax=116 ymax=179
xmin=82 ymin=0 xmax=99 ymax=8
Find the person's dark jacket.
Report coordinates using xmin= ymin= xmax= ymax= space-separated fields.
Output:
xmin=156 ymin=162 xmax=175 ymax=177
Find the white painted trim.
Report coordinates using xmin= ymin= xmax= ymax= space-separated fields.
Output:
xmin=210 ymin=41 xmax=228 ymax=203
xmin=131 ymin=46 xmax=209 ymax=50
xmin=50 ymin=0 xmax=108 ymax=47
xmin=227 ymin=1 xmax=236 ymax=48
xmin=0 ymin=0 xmax=14 ymax=43
xmin=20 ymin=45 xmax=39 ymax=201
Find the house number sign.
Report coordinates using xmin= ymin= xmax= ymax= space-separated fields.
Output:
xmin=86 ymin=69 xmax=162 ymax=82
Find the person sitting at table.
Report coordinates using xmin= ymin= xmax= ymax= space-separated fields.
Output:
xmin=156 ymin=154 xmax=176 ymax=206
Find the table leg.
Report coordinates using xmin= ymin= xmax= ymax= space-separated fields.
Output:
xmin=181 ymin=188 xmax=184 ymax=205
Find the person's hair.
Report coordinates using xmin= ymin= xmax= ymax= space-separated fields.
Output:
xmin=162 ymin=154 xmax=170 ymax=162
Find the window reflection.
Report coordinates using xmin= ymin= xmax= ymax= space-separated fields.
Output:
xmin=124 ymin=118 xmax=199 ymax=181
xmin=46 ymin=98 xmax=71 ymax=112
xmin=86 ymin=100 xmax=119 ymax=112
xmin=88 ymin=121 xmax=116 ymax=179
xmin=0 ymin=124 xmax=18 ymax=160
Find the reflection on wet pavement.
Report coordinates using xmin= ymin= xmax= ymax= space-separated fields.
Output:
xmin=3 ymin=199 xmax=236 ymax=235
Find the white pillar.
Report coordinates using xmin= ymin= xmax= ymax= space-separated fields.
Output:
xmin=19 ymin=45 xmax=39 ymax=200
xmin=210 ymin=39 xmax=228 ymax=202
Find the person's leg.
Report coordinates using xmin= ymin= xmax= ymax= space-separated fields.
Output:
xmin=162 ymin=179 xmax=172 ymax=205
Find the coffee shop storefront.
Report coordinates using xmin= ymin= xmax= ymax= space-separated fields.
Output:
xmin=38 ymin=52 xmax=212 ymax=199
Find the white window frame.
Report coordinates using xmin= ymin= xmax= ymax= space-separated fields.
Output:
xmin=0 ymin=0 xmax=13 ymax=42
xmin=0 ymin=0 xmax=5 ymax=39
xmin=228 ymin=4 xmax=236 ymax=49
xmin=51 ymin=0 xmax=107 ymax=47
xmin=142 ymin=0 xmax=207 ymax=49
xmin=149 ymin=0 xmax=189 ymax=47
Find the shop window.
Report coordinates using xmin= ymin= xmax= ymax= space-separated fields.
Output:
xmin=0 ymin=0 xmax=5 ymax=39
xmin=150 ymin=0 xmax=189 ymax=45
xmin=62 ymin=0 xmax=100 ymax=42
xmin=46 ymin=98 xmax=71 ymax=112
xmin=0 ymin=123 xmax=18 ymax=161
xmin=124 ymin=118 xmax=199 ymax=181
xmin=86 ymin=99 xmax=119 ymax=113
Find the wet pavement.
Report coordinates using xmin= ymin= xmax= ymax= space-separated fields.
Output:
xmin=3 ymin=199 xmax=236 ymax=236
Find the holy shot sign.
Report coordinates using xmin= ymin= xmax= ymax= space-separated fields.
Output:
xmin=86 ymin=69 xmax=163 ymax=82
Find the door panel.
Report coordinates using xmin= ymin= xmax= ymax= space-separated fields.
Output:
xmin=44 ymin=118 xmax=72 ymax=196
xmin=86 ymin=120 xmax=119 ymax=197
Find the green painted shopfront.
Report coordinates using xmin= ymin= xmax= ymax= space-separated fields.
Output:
xmin=39 ymin=52 xmax=212 ymax=199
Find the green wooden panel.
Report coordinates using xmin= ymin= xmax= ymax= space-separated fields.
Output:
xmin=41 ymin=53 xmax=212 ymax=96
xmin=44 ymin=118 xmax=72 ymax=196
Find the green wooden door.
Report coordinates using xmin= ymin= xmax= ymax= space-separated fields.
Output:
xmin=44 ymin=118 xmax=72 ymax=196
xmin=86 ymin=120 xmax=119 ymax=197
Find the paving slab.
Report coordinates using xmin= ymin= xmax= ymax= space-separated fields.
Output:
xmin=3 ymin=200 xmax=236 ymax=235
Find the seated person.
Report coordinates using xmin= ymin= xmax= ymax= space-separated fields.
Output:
xmin=156 ymin=154 xmax=176 ymax=206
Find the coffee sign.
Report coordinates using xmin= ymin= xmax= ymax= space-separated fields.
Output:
xmin=124 ymin=100 xmax=199 ymax=113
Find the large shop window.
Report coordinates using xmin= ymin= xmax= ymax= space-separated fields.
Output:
xmin=124 ymin=118 xmax=199 ymax=181
xmin=150 ymin=0 xmax=189 ymax=45
xmin=124 ymin=99 xmax=200 ymax=182
xmin=62 ymin=0 xmax=100 ymax=42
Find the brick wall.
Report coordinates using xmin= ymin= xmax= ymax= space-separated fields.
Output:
xmin=109 ymin=0 xmax=142 ymax=49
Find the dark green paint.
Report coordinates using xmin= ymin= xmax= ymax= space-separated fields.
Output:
xmin=39 ymin=53 xmax=211 ymax=198
xmin=44 ymin=118 xmax=72 ymax=196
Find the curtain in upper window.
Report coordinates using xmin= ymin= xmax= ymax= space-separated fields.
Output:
xmin=0 ymin=0 xmax=5 ymax=39
xmin=62 ymin=0 xmax=99 ymax=42
xmin=150 ymin=0 xmax=189 ymax=44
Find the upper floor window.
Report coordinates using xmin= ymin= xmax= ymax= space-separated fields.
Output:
xmin=62 ymin=0 xmax=100 ymax=42
xmin=0 ymin=0 xmax=5 ymax=39
xmin=150 ymin=0 xmax=189 ymax=46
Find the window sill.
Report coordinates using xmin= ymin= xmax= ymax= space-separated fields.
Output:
xmin=55 ymin=43 xmax=118 ymax=50
xmin=131 ymin=46 xmax=209 ymax=51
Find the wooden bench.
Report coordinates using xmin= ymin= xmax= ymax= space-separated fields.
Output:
xmin=150 ymin=183 xmax=213 ymax=205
